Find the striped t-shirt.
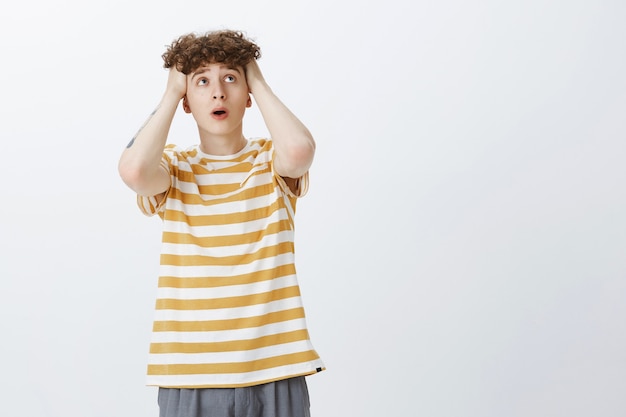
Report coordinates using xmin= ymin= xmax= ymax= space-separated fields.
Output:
xmin=137 ymin=138 xmax=324 ymax=388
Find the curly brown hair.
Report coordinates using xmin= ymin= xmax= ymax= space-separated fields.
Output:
xmin=162 ymin=30 xmax=261 ymax=74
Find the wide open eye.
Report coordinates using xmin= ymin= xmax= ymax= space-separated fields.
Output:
xmin=224 ymin=75 xmax=236 ymax=83
xmin=197 ymin=78 xmax=208 ymax=86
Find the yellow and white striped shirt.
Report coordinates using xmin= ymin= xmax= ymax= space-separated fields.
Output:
xmin=137 ymin=138 xmax=324 ymax=388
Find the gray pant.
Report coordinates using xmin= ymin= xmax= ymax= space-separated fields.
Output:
xmin=158 ymin=376 xmax=311 ymax=417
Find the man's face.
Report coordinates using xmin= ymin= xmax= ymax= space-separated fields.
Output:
xmin=183 ymin=63 xmax=251 ymax=138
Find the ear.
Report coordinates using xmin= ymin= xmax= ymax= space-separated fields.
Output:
xmin=246 ymin=94 xmax=252 ymax=108
xmin=182 ymin=96 xmax=192 ymax=113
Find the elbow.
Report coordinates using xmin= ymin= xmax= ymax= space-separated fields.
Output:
xmin=118 ymin=156 xmax=156 ymax=194
xmin=118 ymin=158 xmax=143 ymax=191
xmin=118 ymin=156 xmax=169 ymax=196
xmin=276 ymin=140 xmax=316 ymax=179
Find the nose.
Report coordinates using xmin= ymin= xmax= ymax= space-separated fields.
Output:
xmin=212 ymin=83 xmax=225 ymax=100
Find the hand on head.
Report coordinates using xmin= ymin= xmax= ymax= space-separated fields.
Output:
xmin=166 ymin=66 xmax=188 ymax=100
xmin=245 ymin=59 xmax=266 ymax=94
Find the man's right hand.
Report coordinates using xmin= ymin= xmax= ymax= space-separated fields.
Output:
xmin=166 ymin=66 xmax=188 ymax=100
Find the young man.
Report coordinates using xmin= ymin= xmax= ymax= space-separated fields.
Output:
xmin=118 ymin=30 xmax=324 ymax=417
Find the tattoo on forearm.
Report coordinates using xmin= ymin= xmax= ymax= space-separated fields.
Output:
xmin=126 ymin=106 xmax=160 ymax=148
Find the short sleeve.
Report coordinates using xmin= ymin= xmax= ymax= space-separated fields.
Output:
xmin=274 ymin=170 xmax=309 ymax=198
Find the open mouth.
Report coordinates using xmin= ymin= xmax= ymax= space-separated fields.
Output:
xmin=213 ymin=110 xmax=226 ymax=115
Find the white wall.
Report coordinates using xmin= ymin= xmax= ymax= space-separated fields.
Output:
xmin=1 ymin=1 xmax=624 ymax=416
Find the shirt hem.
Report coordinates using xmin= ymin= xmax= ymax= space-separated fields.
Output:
xmin=146 ymin=367 xmax=325 ymax=389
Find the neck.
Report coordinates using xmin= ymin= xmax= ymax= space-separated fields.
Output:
xmin=198 ymin=133 xmax=247 ymax=156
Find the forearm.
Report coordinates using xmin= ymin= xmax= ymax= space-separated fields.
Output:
xmin=252 ymin=82 xmax=316 ymax=178
xmin=118 ymin=92 xmax=180 ymax=194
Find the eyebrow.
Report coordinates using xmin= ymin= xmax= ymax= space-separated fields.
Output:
xmin=192 ymin=65 xmax=241 ymax=78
